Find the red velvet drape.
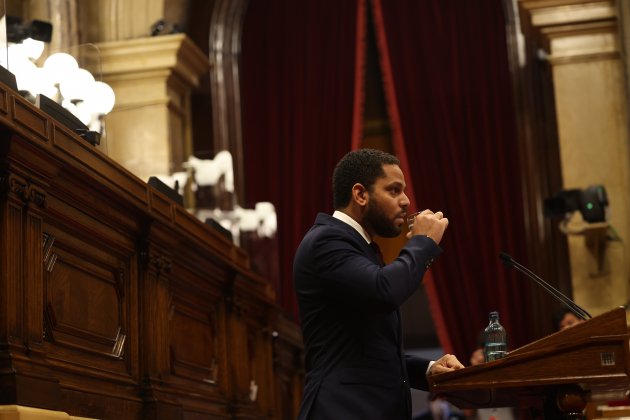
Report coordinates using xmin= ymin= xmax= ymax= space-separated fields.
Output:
xmin=372 ymin=0 xmax=532 ymax=360
xmin=241 ymin=0 xmax=365 ymax=318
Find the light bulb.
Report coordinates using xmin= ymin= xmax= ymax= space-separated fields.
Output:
xmin=14 ymin=59 xmax=38 ymax=92
xmin=43 ymin=53 xmax=79 ymax=84
xmin=238 ymin=209 xmax=259 ymax=231
xmin=255 ymin=201 xmax=275 ymax=216
xmin=33 ymin=67 xmax=59 ymax=98
xmin=59 ymin=68 xmax=95 ymax=101
xmin=75 ymin=101 xmax=94 ymax=125
xmin=83 ymin=81 xmax=115 ymax=115
xmin=22 ymin=38 xmax=45 ymax=60
xmin=6 ymin=44 xmax=29 ymax=73
xmin=61 ymin=99 xmax=91 ymax=125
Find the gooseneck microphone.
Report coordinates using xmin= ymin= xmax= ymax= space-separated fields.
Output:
xmin=499 ymin=252 xmax=592 ymax=320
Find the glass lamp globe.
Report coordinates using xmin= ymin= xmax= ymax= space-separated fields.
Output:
xmin=59 ymin=68 xmax=95 ymax=101
xmin=238 ymin=209 xmax=260 ymax=232
xmin=83 ymin=81 xmax=115 ymax=115
xmin=21 ymin=38 xmax=45 ymax=60
xmin=33 ymin=67 xmax=58 ymax=98
xmin=13 ymin=59 xmax=38 ymax=93
xmin=5 ymin=44 xmax=30 ymax=73
xmin=43 ymin=53 xmax=79 ymax=85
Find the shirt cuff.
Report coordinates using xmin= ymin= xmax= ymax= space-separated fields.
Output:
xmin=426 ymin=360 xmax=435 ymax=376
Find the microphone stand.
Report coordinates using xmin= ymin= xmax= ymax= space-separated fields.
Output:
xmin=499 ymin=252 xmax=592 ymax=320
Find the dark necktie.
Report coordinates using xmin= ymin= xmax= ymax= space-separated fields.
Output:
xmin=370 ymin=241 xmax=385 ymax=266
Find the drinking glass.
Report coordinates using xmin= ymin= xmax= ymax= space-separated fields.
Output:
xmin=406 ymin=211 xmax=422 ymax=231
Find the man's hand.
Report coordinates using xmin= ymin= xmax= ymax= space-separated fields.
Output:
xmin=429 ymin=354 xmax=464 ymax=375
xmin=406 ymin=209 xmax=449 ymax=244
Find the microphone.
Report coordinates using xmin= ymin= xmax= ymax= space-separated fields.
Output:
xmin=499 ymin=252 xmax=591 ymax=320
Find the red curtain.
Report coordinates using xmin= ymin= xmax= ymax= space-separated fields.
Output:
xmin=241 ymin=0 xmax=365 ymax=318
xmin=372 ymin=0 xmax=533 ymax=360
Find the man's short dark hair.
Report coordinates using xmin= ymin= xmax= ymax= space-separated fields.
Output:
xmin=332 ymin=149 xmax=400 ymax=209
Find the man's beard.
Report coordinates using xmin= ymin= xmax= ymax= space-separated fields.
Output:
xmin=364 ymin=199 xmax=401 ymax=238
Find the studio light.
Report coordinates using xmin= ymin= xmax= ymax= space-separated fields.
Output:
xmin=6 ymin=16 xmax=52 ymax=44
xmin=544 ymin=185 xmax=608 ymax=223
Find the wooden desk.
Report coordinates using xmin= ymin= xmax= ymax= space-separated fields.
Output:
xmin=0 ymin=83 xmax=302 ymax=419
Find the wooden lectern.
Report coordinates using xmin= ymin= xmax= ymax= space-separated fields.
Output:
xmin=429 ymin=307 xmax=630 ymax=418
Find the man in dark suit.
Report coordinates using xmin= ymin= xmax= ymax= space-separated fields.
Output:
xmin=294 ymin=149 xmax=463 ymax=419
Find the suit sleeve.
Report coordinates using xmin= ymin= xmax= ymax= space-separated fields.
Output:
xmin=309 ymin=230 xmax=442 ymax=311
xmin=405 ymin=354 xmax=431 ymax=390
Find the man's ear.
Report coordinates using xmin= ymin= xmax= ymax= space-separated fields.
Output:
xmin=351 ymin=183 xmax=368 ymax=207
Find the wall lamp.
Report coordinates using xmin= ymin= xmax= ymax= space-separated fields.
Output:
xmin=0 ymin=18 xmax=116 ymax=143
xmin=543 ymin=185 xmax=608 ymax=223
xmin=545 ymin=185 xmax=614 ymax=276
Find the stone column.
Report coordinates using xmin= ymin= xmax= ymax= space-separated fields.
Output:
xmin=25 ymin=0 xmax=79 ymax=53
xmin=95 ymin=33 xmax=209 ymax=181
xmin=520 ymin=0 xmax=630 ymax=315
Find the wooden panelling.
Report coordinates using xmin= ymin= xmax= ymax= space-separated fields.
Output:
xmin=2 ymin=201 xmax=24 ymax=341
xmin=51 ymin=127 xmax=148 ymax=212
xmin=0 ymin=84 xmax=304 ymax=418
xmin=12 ymin=97 xmax=49 ymax=143
xmin=148 ymin=189 xmax=174 ymax=222
xmin=45 ymin=254 xmax=123 ymax=355
xmin=0 ymin=85 xmax=9 ymax=115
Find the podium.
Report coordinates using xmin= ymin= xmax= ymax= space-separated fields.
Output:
xmin=429 ymin=307 xmax=630 ymax=418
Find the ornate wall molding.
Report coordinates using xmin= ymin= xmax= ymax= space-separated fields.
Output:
xmin=8 ymin=173 xmax=47 ymax=208
xmin=140 ymin=245 xmax=173 ymax=279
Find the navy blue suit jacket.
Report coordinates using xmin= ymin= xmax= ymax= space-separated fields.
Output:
xmin=294 ymin=213 xmax=442 ymax=420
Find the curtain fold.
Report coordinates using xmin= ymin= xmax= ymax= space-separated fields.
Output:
xmin=372 ymin=0 xmax=532 ymax=360
xmin=241 ymin=0 xmax=364 ymax=318
xmin=370 ymin=0 xmax=454 ymax=355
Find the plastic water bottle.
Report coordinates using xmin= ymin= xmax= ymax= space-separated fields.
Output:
xmin=484 ymin=311 xmax=507 ymax=361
